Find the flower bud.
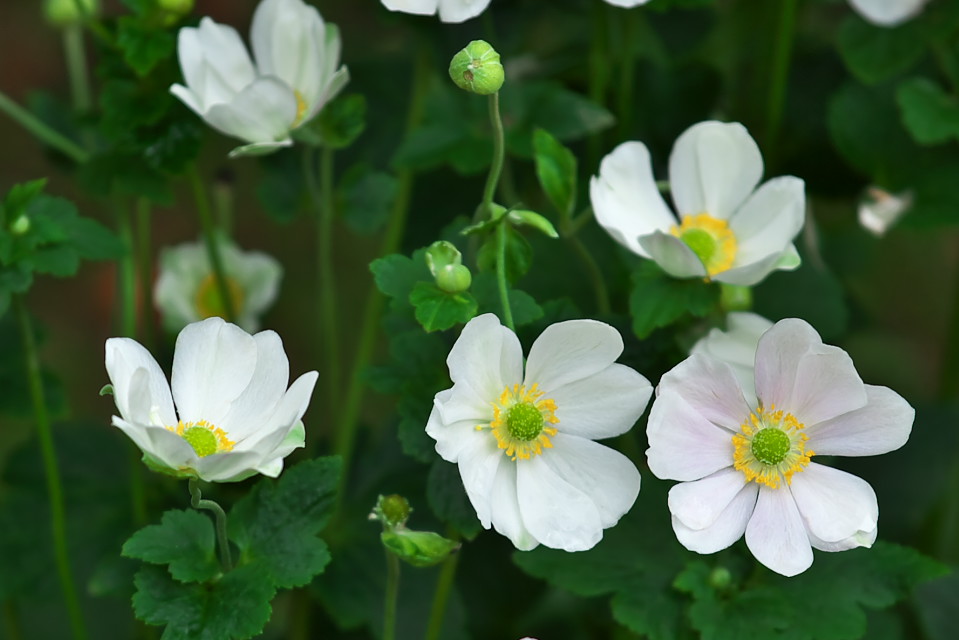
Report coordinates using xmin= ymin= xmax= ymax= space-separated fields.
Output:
xmin=709 ymin=566 xmax=732 ymax=590
xmin=44 ymin=0 xmax=99 ymax=27
xmin=157 ymin=0 xmax=195 ymax=25
xmin=719 ymin=283 xmax=752 ymax=312
xmin=435 ymin=264 xmax=473 ymax=294
xmin=9 ymin=214 xmax=30 ymax=236
xmin=380 ymin=529 xmax=460 ymax=568
xmin=370 ymin=494 xmax=412 ymax=529
xmin=425 ymin=240 xmax=463 ymax=275
xmin=449 ymin=40 xmax=504 ymax=95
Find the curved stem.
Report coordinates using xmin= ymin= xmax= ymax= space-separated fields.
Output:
xmin=495 ymin=221 xmax=515 ymax=331
xmin=765 ymin=0 xmax=799 ymax=157
xmin=188 ymin=479 xmax=233 ymax=572
xmin=424 ymin=549 xmax=460 ymax=640
xmin=189 ymin=167 xmax=236 ymax=323
xmin=0 ymin=91 xmax=88 ymax=164
xmin=383 ymin=552 xmax=401 ymax=640
xmin=13 ymin=295 xmax=88 ymax=640
xmin=482 ymin=92 xmax=506 ymax=215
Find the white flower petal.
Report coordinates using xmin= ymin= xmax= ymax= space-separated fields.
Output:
xmin=169 ymin=84 xmax=205 ymax=118
xmin=790 ymin=463 xmax=878 ymax=544
xmin=105 ymin=337 xmax=176 ymax=426
xmin=112 ymin=417 xmax=196 ymax=472
xmin=194 ymin=449 xmax=270 ymax=483
xmin=227 ymin=140 xmax=294 ymax=159
xmin=711 ymin=249 xmax=796 ymax=287
xmin=458 ymin=435 xmax=505 ymax=529
xmin=252 ymin=422 xmax=305 ymax=478
xmin=525 ymin=319 xmax=624 ymax=391
xmin=638 ymin=231 xmax=709 ymax=279
xmin=646 ymin=392 xmax=735 ymax=482
xmin=807 ymin=524 xmax=877 ymax=552
xmin=204 ymin=76 xmax=299 ymax=145
xmin=427 ymin=391 xmax=489 ymax=463
xmin=672 ymin=482 xmax=758 ymax=554
xmin=381 ymin=0 xmax=439 ymax=16
xmin=445 ymin=314 xmax=523 ymax=420
xmin=848 ymin=0 xmax=928 ymax=26
xmin=669 ymin=121 xmax=763 ymax=220
xmin=806 ymin=385 xmax=913 ymax=456
xmin=690 ymin=312 xmax=773 ymax=403
xmin=235 ymin=370 xmax=318 ymax=453
xmin=489 ymin=461 xmax=538 ymax=550
xmin=729 ymin=176 xmax=805 ymax=268
xmin=590 ymin=141 xmax=677 ymax=257
xmin=437 ymin=0 xmax=492 ymax=22
xmin=544 ymin=434 xmax=641 ymax=528
xmin=171 ymin=318 xmax=259 ymax=426
xmin=549 ymin=364 xmax=651 ymax=440
xmin=176 ymin=19 xmax=256 ymax=110
xmin=657 ymin=354 xmax=751 ymax=431
xmin=252 ymin=0 xmax=326 ymax=107
xmin=668 ymin=467 xmax=748 ymax=531
xmin=604 ymin=0 xmax=652 ymax=6
xmin=219 ymin=330 xmax=290 ymax=440
xmin=517 ymin=456 xmax=604 ymax=551
xmin=745 ymin=486 xmax=814 ymax=577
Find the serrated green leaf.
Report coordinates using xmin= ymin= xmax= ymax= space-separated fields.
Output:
xmin=426 ymin=460 xmax=481 ymax=539
xmin=838 ymin=16 xmax=926 ymax=85
xmin=132 ymin=564 xmax=275 ymax=640
xmin=26 ymin=246 xmax=79 ymax=277
xmin=116 ymin=17 xmax=176 ymax=77
xmin=409 ymin=281 xmax=477 ymax=332
xmin=122 ymin=509 xmax=220 ymax=584
xmin=533 ymin=128 xmax=577 ymax=217
xmin=897 ymin=77 xmax=959 ymax=145
xmin=629 ymin=262 xmax=719 ymax=338
xmin=370 ymin=252 xmax=431 ymax=310
xmin=228 ymin=458 xmax=341 ymax=589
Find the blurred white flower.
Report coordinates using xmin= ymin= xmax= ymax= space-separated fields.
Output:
xmin=105 ymin=317 xmax=318 ymax=482
xmin=591 ymin=121 xmax=806 ymax=286
xmin=690 ymin=312 xmax=774 ymax=406
xmin=848 ymin=0 xmax=929 ymax=26
xmin=647 ymin=318 xmax=913 ymax=576
xmin=427 ymin=314 xmax=651 ymax=552
xmin=604 ymin=0 xmax=652 ymax=7
xmin=380 ymin=0 xmax=491 ymax=23
xmin=858 ymin=187 xmax=913 ymax=236
xmin=154 ymin=239 xmax=282 ymax=334
xmin=170 ymin=0 xmax=349 ymax=157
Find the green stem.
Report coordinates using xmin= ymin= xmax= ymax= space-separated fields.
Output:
xmin=616 ymin=9 xmax=637 ymax=140
xmin=63 ymin=25 xmax=91 ymax=113
xmin=495 ymin=221 xmax=515 ymax=331
xmin=0 ymin=91 xmax=88 ymax=163
xmin=13 ymin=295 xmax=88 ymax=640
xmin=188 ymin=479 xmax=233 ymax=572
xmin=383 ymin=552 xmax=401 ymax=640
xmin=764 ymin=0 xmax=799 ymax=156
xmin=135 ymin=198 xmax=155 ymax=350
xmin=189 ymin=167 xmax=236 ymax=322
xmin=482 ymin=92 xmax=506 ymax=214
xmin=587 ymin=0 xmax=610 ymax=169
xmin=424 ymin=549 xmax=460 ymax=640
xmin=566 ymin=235 xmax=611 ymax=315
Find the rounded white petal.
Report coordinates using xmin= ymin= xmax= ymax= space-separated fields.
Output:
xmin=105 ymin=337 xmax=176 ymax=426
xmin=807 ymin=524 xmax=877 ymax=552
xmin=745 ymin=486 xmax=814 ymax=577
xmin=225 ymin=246 xmax=283 ymax=333
xmin=252 ymin=0 xmax=327 ymax=108
xmin=381 ymin=0 xmax=439 ymax=16
xmin=176 ymin=18 xmax=256 ymax=111
xmin=668 ymin=466 xmax=748 ymax=531
xmin=154 ymin=241 xmax=207 ymax=331
xmin=549 ymin=364 xmax=651 ymax=440
xmin=437 ymin=0 xmax=492 ymax=22
xmin=171 ymin=318 xmax=258 ymax=427
xmin=590 ymin=141 xmax=677 ymax=257
xmin=690 ymin=312 xmax=774 ymax=403
xmin=672 ymin=482 xmax=758 ymax=554
xmin=638 ymin=231 xmax=709 ymax=279
xmin=233 ymin=370 xmax=318 ymax=452
xmin=711 ymin=249 xmax=796 ymax=287
xmin=669 ymin=121 xmax=763 ymax=220
xmin=193 ymin=448 xmax=270 ymax=483
xmin=657 ymin=354 xmax=752 ymax=432
xmin=848 ymin=0 xmax=928 ymax=26
xmin=169 ymin=84 xmax=204 ymax=118
xmin=112 ymin=416 xmax=197 ymax=472
xmin=253 ymin=422 xmax=306 ymax=478
xmin=525 ymin=319 xmax=624 ymax=392
xmin=458 ymin=434 xmax=506 ymax=530
xmin=489 ymin=461 xmax=538 ymax=551
xmin=445 ymin=314 xmax=523 ymax=419
xmin=790 ymin=463 xmax=878 ymax=544
xmin=729 ymin=177 xmax=805 ymax=268
xmin=204 ymin=76 xmax=299 ymax=144
xmin=646 ymin=392 xmax=736 ymax=482
xmin=227 ymin=140 xmax=294 ymax=159
xmin=427 ymin=390 xmax=490 ymax=463
xmin=219 ymin=330 xmax=291 ymax=440
xmin=517 ymin=456 xmax=604 ymax=551
xmin=544 ymin=434 xmax=641 ymax=528
xmin=806 ymin=385 xmax=913 ymax=456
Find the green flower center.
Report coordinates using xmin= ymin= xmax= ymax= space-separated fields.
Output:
xmin=195 ymin=275 xmax=244 ymax=320
xmin=182 ymin=425 xmax=218 ymax=458
xmin=679 ymin=228 xmax=716 ymax=263
xmin=750 ymin=427 xmax=791 ymax=466
xmin=506 ymin=401 xmax=545 ymax=441
xmin=669 ymin=213 xmax=738 ymax=276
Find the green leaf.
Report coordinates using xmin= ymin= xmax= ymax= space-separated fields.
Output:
xmin=426 ymin=460 xmax=481 ymax=539
xmin=628 ymin=262 xmax=719 ymax=338
xmin=116 ymin=17 xmax=176 ymax=76
xmin=298 ymin=92 xmax=367 ymax=150
xmin=409 ymin=281 xmax=478 ymax=332
xmin=370 ymin=252 xmax=431 ymax=310
xmin=471 ymin=273 xmax=544 ymax=328
xmin=533 ymin=128 xmax=577 ymax=217
xmin=897 ymin=77 xmax=959 ymax=145
xmin=476 ymin=225 xmax=533 ymax=283
xmin=838 ymin=16 xmax=926 ymax=85
xmin=228 ymin=457 xmax=341 ymax=589
xmin=338 ymin=165 xmax=397 ymax=235
xmin=1 ymin=179 xmax=47 ymax=219
xmin=26 ymin=246 xmax=79 ymax=277
xmin=28 ymin=195 xmax=124 ymax=261
xmin=122 ymin=509 xmax=220 ymax=584
xmin=133 ymin=564 xmax=275 ymax=640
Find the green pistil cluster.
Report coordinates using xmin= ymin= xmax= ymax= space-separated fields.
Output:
xmin=506 ymin=402 xmax=545 ymax=441
xmin=182 ymin=426 xmax=218 ymax=458
xmin=680 ymin=229 xmax=716 ymax=264
xmin=751 ymin=427 xmax=790 ymax=466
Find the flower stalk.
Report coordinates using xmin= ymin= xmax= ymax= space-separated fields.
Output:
xmin=189 ymin=167 xmax=237 ymax=322
xmin=424 ymin=546 xmax=460 ymax=640
xmin=188 ymin=478 xmax=233 ymax=572
xmin=0 ymin=91 xmax=89 ymax=164
xmin=382 ymin=552 xmax=400 ymax=640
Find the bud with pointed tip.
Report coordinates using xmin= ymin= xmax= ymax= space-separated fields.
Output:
xmin=449 ymin=40 xmax=504 ymax=95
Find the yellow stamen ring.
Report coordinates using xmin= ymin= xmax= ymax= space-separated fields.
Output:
xmin=167 ymin=420 xmax=235 ymax=458
xmin=476 ymin=383 xmax=559 ymax=461
xmin=732 ymin=405 xmax=813 ymax=489
xmin=670 ymin=213 xmax=737 ymax=277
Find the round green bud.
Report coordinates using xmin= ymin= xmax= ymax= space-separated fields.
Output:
xmin=9 ymin=214 xmax=30 ymax=236
xmin=435 ymin=264 xmax=472 ymax=294
xmin=709 ymin=567 xmax=732 ymax=590
xmin=372 ymin=494 xmax=412 ymax=529
xmin=449 ymin=40 xmax=504 ymax=95
xmin=44 ymin=0 xmax=99 ymax=27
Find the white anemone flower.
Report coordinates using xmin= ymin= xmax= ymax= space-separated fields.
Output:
xmin=154 ymin=239 xmax=282 ymax=334
xmin=604 ymin=0 xmax=652 ymax=7
xmin=690 ymin=311 xmax=774 ymax=406
xmin=170 ymin=0 xmax=349 ymax=158
xmin=591 ymin=121 xmax=806 ymax=286
xmin=380 ymin=0 xmax=491 ymax=23
xmin=427 ymin=314 xmax=652 ymax=552
xmin=105 ymin=317 xmax=318 ymax=483
xmin=848 ymin=0 xmax=929 ymax=26
xmin=858 ymin=187 xmax=913 ymax=237
xmin=646 ymin=318 xmax=913 ymax=576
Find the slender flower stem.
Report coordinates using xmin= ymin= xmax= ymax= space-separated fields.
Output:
xmin=482 ymin=92 xmax=506 ymax=215
xmin=566 ymin=235 xmax=611 ymax=315
xmin=63 ymin=25 xmax=91 ymax=113
xmin=188 ymin=479 xmax=233 ymax=572
xmin=0 ymin=91 xmax=88 ymax=164
xmin=383 ymin=552 xmax=401 ymax=640
xmin=13 ymin=295 xmax=88 ymax=640
xmin=135 ymin=198 xmax=155 ymax=350
xmin=765 ymin=0 xmax=799 ymax=157
xmin=495 ymin=221 xmax=515 ymax=331
xmin=424 ymin=549 xmax=460 ymax=640
xmin=189 ymin=167 xmax=236 ymax=322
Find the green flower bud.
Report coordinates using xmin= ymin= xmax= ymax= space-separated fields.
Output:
xmin=719 ymin=283 xmax=753 ymax=312
xmin=9 ymin=214 xmax=30 ymax=236
xmin=157 ymin=0 xmax=194 ymax=26
xmin=44 ymin=0 xmax=99 ymax=26
xmin=425 ymin=240 xmax=463 ymax=276
xmin=381 ymin=529 xmax=460 ymax=568
xmin=449 ymin=40 xmax=504 ymax=95
xmin=435 ymin=264 xmax=472 ymax=294
xmin=709 ymin=566 xmax=732 ymax=590
xmin=370 ymin=494 xmax=412 ymax=529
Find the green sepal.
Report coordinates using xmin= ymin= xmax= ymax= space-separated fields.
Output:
xmin=381 ymin=529 xmax=460 ymax=568
xmin=507 ymin=209 xmax=559 ymax=238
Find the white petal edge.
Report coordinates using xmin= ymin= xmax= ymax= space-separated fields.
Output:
xmin=790 ymin=463 xmax=878 ymax=544
xmin=638 ymin=231 xmax=709 ymax=279
xmin=806 ymin=384 xmax=913 ymax=456
xmin=517 ymin=456 xmax=604 ymax=551
xmin=672 ymin=482 xmax=758 ymax=554
xmin=548 ymin=363 xmax=651 ymax=440
xmin=745 ymin=486 xmax=814 ymax=577
xmin=525 ymin=319 xmax=624 ymax=392
xmin=646 ymin=392 xmax=735 ymax=482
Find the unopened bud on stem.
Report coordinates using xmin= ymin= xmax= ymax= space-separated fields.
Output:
xmin=449 ymin=40 xmax=504 ymax=95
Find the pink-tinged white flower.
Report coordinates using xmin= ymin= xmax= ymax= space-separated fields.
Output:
xmin=427 ymin=314 xmax=651 ymax=552
xmin=691 ymin=312 xmax=774 ymax=406
xmin=647 ymin=318 xmax=913 ymax=576
xmin=380 ymin=0 xmax=491 ymax=23
xmin=170 ymin=0 xmax=348 ymax=157
xmin=105 ymin=317 xmax=317 ymax=482
xmin=590 ymin=121 xmax=806 ymax=286
xmin=154 ymin=239 xmax=282 ymax=333
xmin=848 ymin=0 xmax=929 ymax=26
xmin=858 ymin=187 xmax=912 ymax=236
